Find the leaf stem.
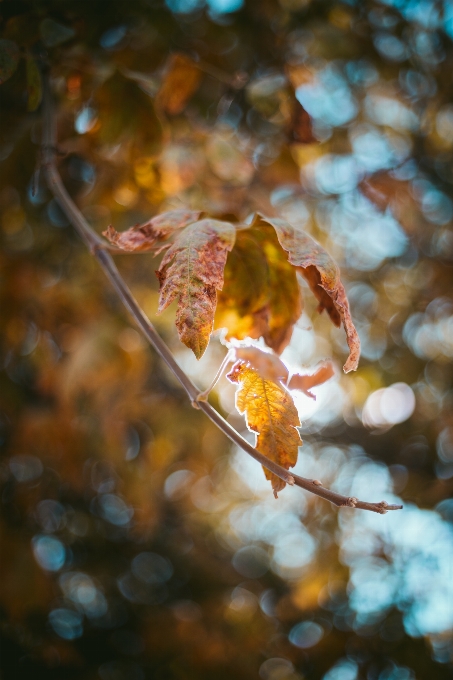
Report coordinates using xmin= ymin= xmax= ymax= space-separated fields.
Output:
xmin=196 ymin=348 xmax=235 ymax=402
xmin=40 ymin=68 xmax=402 ymax=515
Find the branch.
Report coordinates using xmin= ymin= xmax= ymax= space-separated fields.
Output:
xmin=40 ymin=69 xmax=402 ymax=515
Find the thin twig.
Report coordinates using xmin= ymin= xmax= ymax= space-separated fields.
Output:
xmin=40 ymin=68 xmax=402 ymax=515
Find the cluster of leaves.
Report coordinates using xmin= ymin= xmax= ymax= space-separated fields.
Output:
xmin=2 ymin=1 xmax=453 ymax=679
xmin=106 ymin=209 xmax=359 ymax=494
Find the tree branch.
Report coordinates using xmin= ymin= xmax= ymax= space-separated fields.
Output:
xmin=40 ymin=69 xmax=402 ymax=515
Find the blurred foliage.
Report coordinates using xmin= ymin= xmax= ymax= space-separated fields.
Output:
xmin=1 ymin=1 xmax=453 ymax=679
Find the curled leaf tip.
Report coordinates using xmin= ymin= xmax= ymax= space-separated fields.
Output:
xmin=103 ymin=209 xmax=202 ymax=252
xmin=257 ymin=215 xmax=361 ymax=372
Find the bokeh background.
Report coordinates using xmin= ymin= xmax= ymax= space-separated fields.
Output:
xmin=1 ymin=1 xmax=453 ymax=679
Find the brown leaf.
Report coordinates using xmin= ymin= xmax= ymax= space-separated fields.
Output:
xmin=103 ymin=210 xmax=202 ymax=252
xmin=157 ymin=219 xmax=236 ymax=359
xmin=288 ymin=361 xmax=335 ymax=400
xmin=155 ymin=53 xmax=202 ymax=115
xmin=227 ymin=361 xmax=301 ymax=497
xmin=287 ymin=100 xmax=316 ymax=144
xmin=260 ymin=215 xmax=360 ymax=373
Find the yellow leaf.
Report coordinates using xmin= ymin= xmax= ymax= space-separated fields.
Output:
xmin=215 ymin=229 xmax=270 ymax=342
xmin=261 ymin=215 xmax=360 ymax=372
xmin=234 ymin=346 xmax=288 ymax=384
xmin=155 ymin=53 xmax=202 ymax=115
xmin=215 ymin=220 xmax=302 ymax=354
xmin=103 ymin=210 xmax=202 ymax=252
xmin=227 ymin=361 xmax=301 ymax=497
xmin=233 ymin=347 xmax=334 ymax=399
xmin=157 ymin=219 xmax=236 ymax=359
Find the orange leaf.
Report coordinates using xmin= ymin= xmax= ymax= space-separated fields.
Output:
xmin=155 ymin=53 xmax=202 ymax=115
xmin=260 ymin=215 xmax=360 ymax=373
xmin=103 ymin=210 xmax=202 ymax=252
xmin=227 ymin=361 xmax=301 ymax=497
xmin=157 ymin=219 xmax=236 ymax=359
xmin=288 ymin=361 xmax=335 ymax=400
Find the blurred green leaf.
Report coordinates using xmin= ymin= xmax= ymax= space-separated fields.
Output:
xmin=26 ymin=56 xmax=42 ymax=111
xmin=0 ymin=40 xmax=20 ymax=85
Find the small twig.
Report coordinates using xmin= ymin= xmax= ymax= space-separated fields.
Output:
xmin=196 ymin=348 xmax=235 ymax=403
xmin=40 ymin=68 xmax=402 ymax=515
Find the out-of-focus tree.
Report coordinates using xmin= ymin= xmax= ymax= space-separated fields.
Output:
xmin=1 ymin=1 xmax=453 ymax=680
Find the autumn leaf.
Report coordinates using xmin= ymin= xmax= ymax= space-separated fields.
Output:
xmin=233 ymin=347 xmax=334 ymax=399
xmin=227 ymin=361 xmax=301 ymax=497
xmin=234 ymin=346 xmax=288 ymax=384
xmin=215 ymin=229 xmax=270 ymax=342
xmin=215 ymin=220 xmax=302 ymax=354
xmin=157 ymin=219 xmax=236 ymax=358
xmin=288 ymin=361 xmax=335 ymax=400
xmin=253 ymin=218 xmax=303 ymax=353
xmin=260 ymin=215 xmax=360 ymax=373
xmin=103 ymin=210 xmax=202 ymax=252
xmin=155 ymin=53 xmax=202 ymax=115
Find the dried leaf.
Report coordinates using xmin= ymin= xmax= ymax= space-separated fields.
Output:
xmin=216 ymin=220 xmax=302 ymax=354
xmin=0 ymin=39 xmax=20 ymax=84
xmin=157 ymin=219 xmax=236 ymax=359
xmin=288 ymin=361 xmax=335 ymax=400
xmin=234 ymin=346 xmax=288 ymax=384
xmin=103 ymin=210 xmax=202 ymax=252
xmin=261 ymin=215 xmax=360 ymax=373
xmin=26 ymin=56 xmax=42 ymax=112
xmin=155 ymin=53 xmax=202 ymax=115
xmin=227 ymin=362 xmax=301 ymax=497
